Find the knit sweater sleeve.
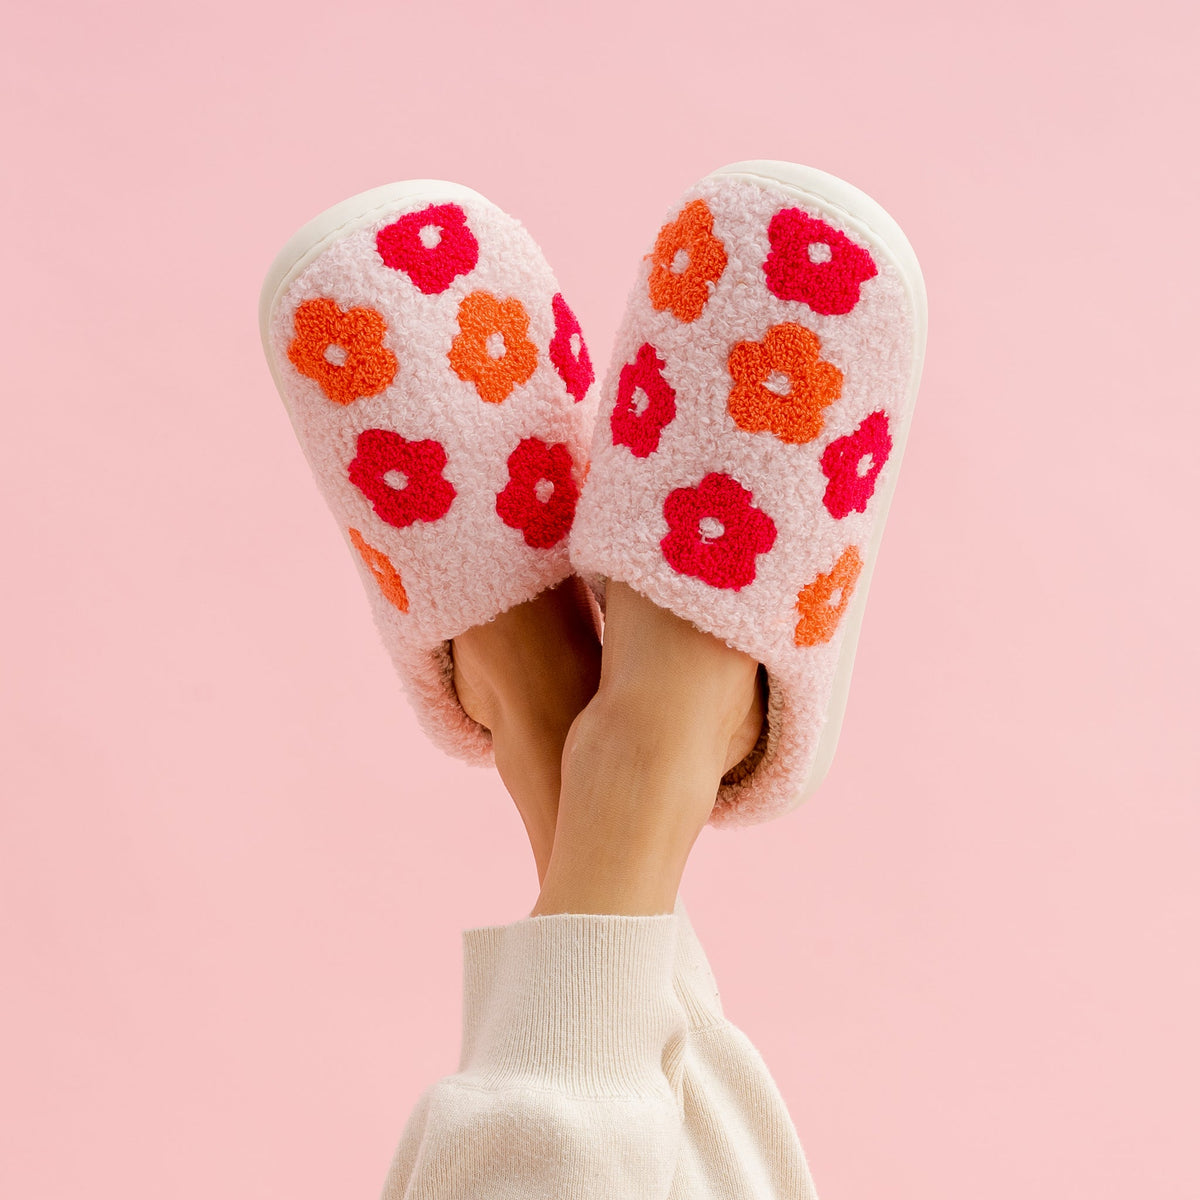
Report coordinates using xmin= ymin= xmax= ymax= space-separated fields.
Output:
xmin=379 ymin=904 xmax=820 ymax=1200
xmin=379 ymin=913 xmax=688 ymax=1200
xmin=670 ymin=903 xmax=821 ymax=1200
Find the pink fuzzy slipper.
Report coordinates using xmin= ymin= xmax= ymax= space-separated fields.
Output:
xmin=570 ymin=161 xmax=927 ymax=826
xmin=259 ymin=182 xmax=597 ymax=762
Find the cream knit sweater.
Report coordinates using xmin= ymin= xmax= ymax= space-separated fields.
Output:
xmin=380 ymin=902 xmax=819 ymax=1198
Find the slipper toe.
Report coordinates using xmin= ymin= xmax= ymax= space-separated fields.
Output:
xmin=260 ymin=182 xmax=598 ymax=762
xmin=570 ymin=161 xmax=927 ymax=825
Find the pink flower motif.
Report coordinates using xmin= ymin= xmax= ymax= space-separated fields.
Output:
xmin=820 ymin=411 xmax=893 ymax=519
xmin=495 ymin=438 xmax=580 ymax=549
xmin=764 ymin=208 xmax=878 ymax=316
xmin=610 ymin=343 xmax=677 ymax=458
xmin=348 ymin=429 xmax=456 ymax=528
xmin=661 ymin=473 xmax=777 ymax=590
xmin=375 ymin=203 xmax=479 ymax=295
xmin=548 ymin=294 xmax=594 ymax=403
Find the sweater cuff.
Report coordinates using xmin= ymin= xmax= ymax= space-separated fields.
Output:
xmin=459 ymin=912 xmax=684 ymax=1098
xmin=672 ymin=898 xmax=726 ymax=1029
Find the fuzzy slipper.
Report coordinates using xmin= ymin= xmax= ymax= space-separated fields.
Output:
xmin=570 ymin=161 xmax=927 ymax=826
xmin=259 ymin=182 xmax=598 ymax=762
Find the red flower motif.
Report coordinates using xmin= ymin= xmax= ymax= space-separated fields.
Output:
xmin=348 ymin=429 xmax=456 ymax=529
xmin=549 ymin=294 xmax=594 ymax=403
xmin=375 ymin=203 xmax=480 ymax=295
xmin=611 ymin=343 xmax=676 ymax=458
xmin=661 ymin=473 xmax=777 ymax=590
xmin=764 ymin=208 xmax=878 ymax=316
xmin=495 ymin=438 xmax=580 ymax=549
xmin=821 ymin=411 xmax=893 ymax=519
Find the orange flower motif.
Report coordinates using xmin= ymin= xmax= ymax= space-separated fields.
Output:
xmin=348 ymin=527 xmax=409 ymax=613
xmin=647 ymin=199 xmax=727 ymax=323
xmin=793 ymin=545 xmax=862 ymax=647
xmin=727 ymin=323 xmax=843 ymax=445
xmin=448 ymin=291 xmax=538 ymax=405
xmin=287 ymin=298 xmax=398 ymax=406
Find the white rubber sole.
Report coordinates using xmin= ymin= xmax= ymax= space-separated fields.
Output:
xmin=709 ymin=161 xmax=928 ymax=801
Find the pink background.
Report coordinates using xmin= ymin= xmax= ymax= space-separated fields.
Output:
xmin=2 ymin=2 xmax=1197 ymax=1197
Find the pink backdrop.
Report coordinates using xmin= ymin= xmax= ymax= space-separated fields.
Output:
xmin=2 ymin=2 xmax=1197 ymax=1197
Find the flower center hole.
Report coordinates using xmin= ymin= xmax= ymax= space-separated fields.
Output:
xmin=534 ymin=478 xmax=555 ymax=504
xmin=486 ymin=331 xmax=507 ymax=359
xmin=698 ymin=516 xmax=725 ymax=541
xmin=630 ymin=386 xmax=650 ymax=416
xmin=569 ymin=332 xmax=582 ymax=358
xmin=671 ymin=248 xmax=690 ymax=274
xmin=856 ymin=453 xmax=874 ymax=477
xmin=383 ymin=469 xmax=408 ymax=490
xmin=764 ymin=370 xmax=792 ymax=397
xmin=807 ymin=242 xmax=833 ymax=264
xmin=419 ymin=224 xmax=442 ymax=249
xmin=324 ymin=343 xmax=348 ymax=367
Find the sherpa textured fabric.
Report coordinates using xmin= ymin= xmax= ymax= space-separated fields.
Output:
xmin=380 ymin=901 xmax=818 ymax=1199
xmin=262 ymin=186 xmax=598 ymax=762
xmin=570 ymin=166 xmax=924 ymax=826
